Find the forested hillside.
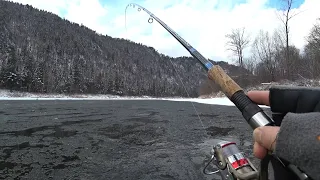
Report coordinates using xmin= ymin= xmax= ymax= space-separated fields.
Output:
xmin=0 ymin=1 xmax=253 ymax=97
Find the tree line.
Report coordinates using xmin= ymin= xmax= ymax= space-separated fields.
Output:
xmin=225 ymin=0 xmax=320 ymax=82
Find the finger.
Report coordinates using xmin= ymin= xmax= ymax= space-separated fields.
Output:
xmin=247 ymin=91 xmax=270 ymax=106
xmin=253 ymin=126 xmax=280 ymax=151
xmin=253 ymin=142 xmax=268 ymax=159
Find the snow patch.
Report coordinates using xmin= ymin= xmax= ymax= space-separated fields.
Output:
xmin=0 ymin=89 xmax=271 ymax=108
xmin=164 ymin=97 xmax=234 ymax=106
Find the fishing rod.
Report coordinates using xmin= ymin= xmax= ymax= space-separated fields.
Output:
xmin=126 ymin=3 xmax=273 ymax=129
xmin=125 ymin=3 xmax=309 ymax=180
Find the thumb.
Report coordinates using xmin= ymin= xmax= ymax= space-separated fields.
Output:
xmin=253 ymin=126 xmax=280 ymax=152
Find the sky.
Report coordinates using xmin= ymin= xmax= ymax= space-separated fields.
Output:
xmin=7 ymin=0 xmax=320 ymax=63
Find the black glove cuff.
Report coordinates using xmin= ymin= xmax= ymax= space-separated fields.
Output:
xmin=269 ymin=85 xmax=320 ymax=113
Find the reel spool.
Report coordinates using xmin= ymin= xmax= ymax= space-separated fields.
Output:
xmin=204 ymin=141 xmax=259 ymax=180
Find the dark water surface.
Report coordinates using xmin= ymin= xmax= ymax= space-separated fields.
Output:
xmin=0 ymin=100 xmax=265 ymax=180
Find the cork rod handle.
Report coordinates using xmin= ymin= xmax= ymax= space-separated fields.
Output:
xmin=207 ymin=65 xmax=242 ymax=98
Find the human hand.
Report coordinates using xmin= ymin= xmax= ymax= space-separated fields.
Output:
xmin=247 ymin=91 xmax=280 ymax=159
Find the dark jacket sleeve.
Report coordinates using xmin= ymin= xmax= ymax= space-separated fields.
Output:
xmin=274 ymin=112 xmax=320 ymax=180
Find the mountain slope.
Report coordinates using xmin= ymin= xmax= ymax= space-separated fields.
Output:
xmin=0 ymin=1 xmax=256 ymax=97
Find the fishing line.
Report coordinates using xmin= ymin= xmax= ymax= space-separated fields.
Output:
xmin=167 ymin=58 xmax=207 ymax=134
xmin=124 ymin=3 xmax=210 ymax=138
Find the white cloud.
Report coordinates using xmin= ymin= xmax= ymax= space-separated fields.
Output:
xmin=63 ymin=0 xmax=110 ymax=34
xmin=8 ymin=0 xmax=320 ymax=63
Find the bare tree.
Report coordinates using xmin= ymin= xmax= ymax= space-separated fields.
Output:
xmin=304 ymin=18 xmax=320 ymax=78
xmin=277 ymin=0 xmax=303 ymax=79
xmin=251 ymin=30 xmax=280 ymax=81
xmin=272 ymin=28 xmax=286 ymax=77
xmin=306 ymin=18 xmax=320 ymax=49
xmin=225 ymin=27 xmax=250 ymax=68
xmin=243 ymin=57 xmax=256 ymax=74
